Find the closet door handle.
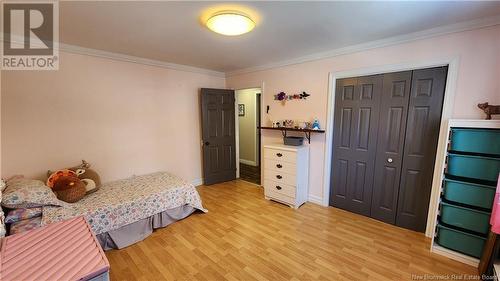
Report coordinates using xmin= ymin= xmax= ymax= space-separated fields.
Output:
xmin=276 ymin=164 xmax=282 ymax=168
xmin=276 ymin=153 xmax=283 ymax=157
xmin=276 ymin=175 xmax=282 ymax=179
xmin=387 ymin=158 xmax=393 ymax=163
xmin=276 ymin=186 xmax=282 ymax=190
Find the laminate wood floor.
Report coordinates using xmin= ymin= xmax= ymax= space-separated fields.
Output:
xmin=106 ymin=180 xmax=476 ymax=281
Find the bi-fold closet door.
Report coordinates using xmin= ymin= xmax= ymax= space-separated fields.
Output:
xmin=330 ymin=67 xmax=447 ymax=232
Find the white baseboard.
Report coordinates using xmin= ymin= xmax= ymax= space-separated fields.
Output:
xmin=431 ymin=245 xmax=479 ymax=267
xmin=308 ymin=195 xmax=324 ymax=206
xmin=239 ymin=159 xmax=257 ymax=166
xmin=191 ymin=178 xmax=203 ymax=187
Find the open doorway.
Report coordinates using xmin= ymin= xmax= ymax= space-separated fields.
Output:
xmin=236 ymin=88 xmax=262 ymax=185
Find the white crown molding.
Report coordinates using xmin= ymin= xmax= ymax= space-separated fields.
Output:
xmin=1 ymin=34 xmax=225 ymax=77
xmin=58 ymin=43 xmax=226 ymax=78
xmin=226 ymin=14 xmax=500 ymax=77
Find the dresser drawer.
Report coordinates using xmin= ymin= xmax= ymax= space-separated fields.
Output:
xmin=264 ymin=158 xmax=297 ymax=175
xmin=265 ymin=189 xmax=295 ymax=206
xmin=264 ymin=169 xmax=296 ymax=186
xmin=264 ymin=180 xmax=296 ymax=197
xmin=264 ymin=148 xmax=297 ymax=163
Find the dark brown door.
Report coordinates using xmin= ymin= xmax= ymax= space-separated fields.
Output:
xmin=330 ymin=75 xmax=383 ymax=216
xmin=370 ymin=71 xmax=412 ymax=224
xmin=395 ymin=67 xmax=447 ymax=232
xmin=201 ymin=88 xmax=236 ymax=185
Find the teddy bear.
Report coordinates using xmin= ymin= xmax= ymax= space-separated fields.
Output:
xmin=47 ymin=160 xmax=101 ymax=194
xmin=52 ymin=175 xmax=86 ymax=203
xmin=47 ymin=169 xmax=86 ymax=203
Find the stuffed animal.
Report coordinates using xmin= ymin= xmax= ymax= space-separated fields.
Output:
xmin=47 ymin=160 xmax=101 ymax=194
xmin=52 ymin=175 xmax=86 ymax=203
xmin=68 ymin=160 xmax=101 ymax=194
xmin=47 ymin=169 xmax=77 ymax=188
xmin=312 ymin=119 xmax=321 ymax=130
xmin=478 ymin=102 xmax=500 ymax=120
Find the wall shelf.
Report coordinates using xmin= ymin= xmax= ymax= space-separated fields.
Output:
xmin=258 ymin=126 xmax=325 ymax=144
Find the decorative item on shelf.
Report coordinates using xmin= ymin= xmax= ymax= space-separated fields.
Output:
xmin=312 ymin=118 xmax=321 ymax=130
xmin=297 ymin=121 xmax=307 ymax=129
xmin=300 ymin=91 xmax=310 ymax=99
xmin=478 ymin=102 xmax=500 ymax=120
xmin=271 ymin=120 xmax=282 ymax=128
xmin=283 ymin=119 xmax=294 ymax=128
xmin=238 ymin=104 xmax=245 ymax=116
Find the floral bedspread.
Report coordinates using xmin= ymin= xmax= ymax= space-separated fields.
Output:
xmin=42 ymin=172 xmax=206 ymax=234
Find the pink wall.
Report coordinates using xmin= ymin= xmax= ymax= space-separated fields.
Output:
xmin=1 ymin=52 xmax=225 ymax=183
xmin=226 ymin=25 xmax=500 ymax=203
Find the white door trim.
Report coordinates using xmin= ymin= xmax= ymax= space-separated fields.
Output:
xmin=322 ymin=57 xmax=460 ymax=237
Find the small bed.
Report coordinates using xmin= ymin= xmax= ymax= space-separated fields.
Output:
xmin=41 ymin=172 xmax=206 ymax=250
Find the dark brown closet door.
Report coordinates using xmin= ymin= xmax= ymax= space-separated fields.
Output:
xmin=395 ymin=67 xmax=447 ymax=232
xmin=370 ymin=71 xmax=412 ymax=224
xmin=330 ymin=75 xmax=383 ymax=216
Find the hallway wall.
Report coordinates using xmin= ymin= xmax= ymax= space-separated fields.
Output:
xmin=237 ymin=88 xmax=261 ymax=166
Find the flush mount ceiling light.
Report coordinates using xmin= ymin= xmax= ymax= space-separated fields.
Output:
xmin=206 ymin=11 xmax=255 ymax=36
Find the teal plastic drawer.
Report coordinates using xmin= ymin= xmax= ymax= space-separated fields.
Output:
xmin=443 ymin=178 xmax=496 ymax=209
xmin=436 ymin=224 xmax=486 ymax=258
xmin=447 ymin=153 xmax=500 ymax=182
xmin=440 ymin=202 xmax=491 ymax=234
xmin=450 ymin=128 xmax=500 ymax=156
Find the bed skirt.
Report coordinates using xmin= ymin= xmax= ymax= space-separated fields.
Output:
xmin=95 ymin=205 xmax=195 ymax=250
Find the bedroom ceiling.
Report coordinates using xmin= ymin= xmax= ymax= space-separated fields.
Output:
xmin=60 ymin=1 xmax=500 ymax=73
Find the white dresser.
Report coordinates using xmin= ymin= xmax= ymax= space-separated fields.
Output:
xmin=263 ymin=144 xmax=309 ymax=209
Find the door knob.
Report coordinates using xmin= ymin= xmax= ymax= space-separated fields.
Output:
xmin=387 ymin=158 xmax=393 ymax=163
xmin=204 ymin=141 xmax=210 ymax=145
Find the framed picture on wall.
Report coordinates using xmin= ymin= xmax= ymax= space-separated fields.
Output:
xmin=238 ymin=104 xmax=245 ymax=116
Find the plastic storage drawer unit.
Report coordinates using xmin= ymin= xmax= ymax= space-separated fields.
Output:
xmin=436 ymin=224 xmax=486 ymax=258
xmin=442 ymin=178 xmax=496 ymax=209
xmin=450 ymin=128 xmax=500 ymax=155
xmin=440 ymin=202 xmax=491 ymax=234
xmin=447 ymin=153 xmax=500 ymax=182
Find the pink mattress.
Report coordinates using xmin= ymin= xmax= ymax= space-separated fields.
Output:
xmin=0 ymin=216 xmax=109 ymax=281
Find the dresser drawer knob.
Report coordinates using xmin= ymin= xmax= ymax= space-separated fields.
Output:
xmin=276 ymin=164 xmax=282 ymax=168
xmin=276 ymin=186 xmax=282 ymax=190
xmin=276 ymin=153 xmax=283 ymax=157
xmin=276 ymin=175 xmax=282 ymax=179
